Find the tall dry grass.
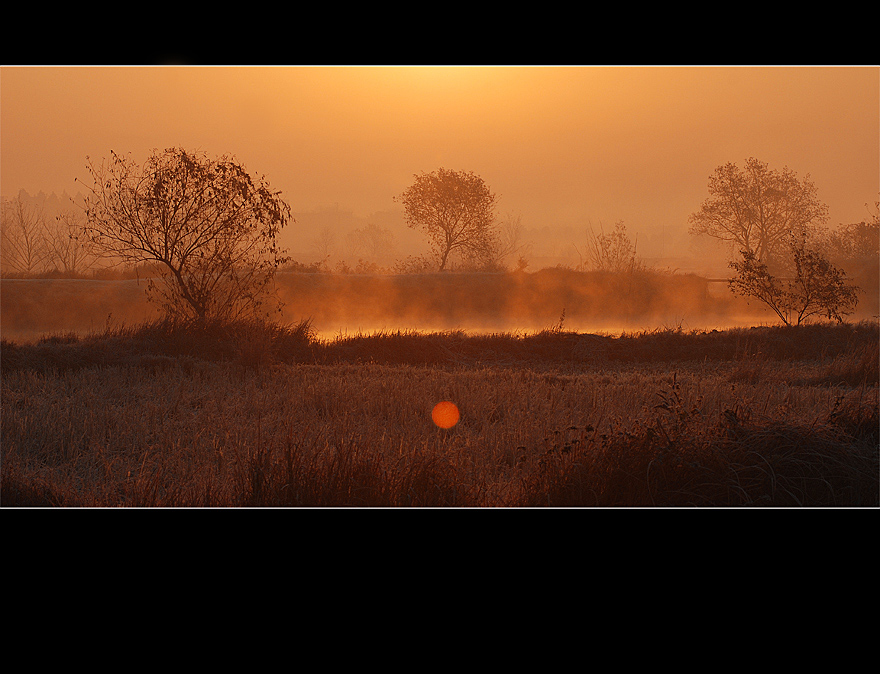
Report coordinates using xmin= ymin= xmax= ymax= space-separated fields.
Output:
xmin=2 ymin=319 xmax=877 ymax=506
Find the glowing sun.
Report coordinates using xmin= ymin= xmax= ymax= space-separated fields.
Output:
xmin=432 ymin=401 xmax=460 ymax=429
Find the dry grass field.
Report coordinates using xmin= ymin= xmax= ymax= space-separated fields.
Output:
xmin=2 ymin=314 xmax=877 ymax=507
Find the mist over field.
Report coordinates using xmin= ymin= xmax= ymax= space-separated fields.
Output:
xmin=2 ymin=66 xmax=878 ymax=507
xmin=3 ymin=186 xmax=875 ymax=343
xmin=3 ymin=265 xmax=878 ymax=344
xmin=3 ymin=67 xmax=877 ymax=342
xmin=4 ymin=255 xmax=877 ymax=350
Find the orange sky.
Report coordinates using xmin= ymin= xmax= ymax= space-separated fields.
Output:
xmin=2 ymin=66 xmax=878 ymax=242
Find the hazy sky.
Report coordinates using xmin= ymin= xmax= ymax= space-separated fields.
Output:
xmin=2 ymin=66 xmax=878 ymax=239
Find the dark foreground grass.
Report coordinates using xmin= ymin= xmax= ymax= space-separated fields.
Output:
xmin=4 ymin=316 xmax=878 ymax=375
xmin=2 ymin=318 xmax=878 ymax=507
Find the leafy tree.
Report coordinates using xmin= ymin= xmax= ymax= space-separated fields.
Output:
xmin=815 ymin=200 xmax=879 ymax=264
xmin=728 ymin=238 xmax=860 ymax=326
xmin=79 ymin=148 xmax=292 ymax=321
xmin=689 ymin=158 xmax=828 ymax=269
xmin=395 ymin=168 xmax=498 ymax=271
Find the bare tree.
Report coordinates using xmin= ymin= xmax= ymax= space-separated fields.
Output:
xmin=488 ymin=212 xmax=529 ymax=270
xmin=689 ymin=158 xmax=829 ymax=269
xmin=44 ymin=209 xmax=99 ymax=276
xmin=309 ymin=225 xmax=337 ymax=269
xmin=395 ymin=168 xmax=498 ymax=271
xmin=346 ymin=223 xmax=397 ymax=267
xmin=79 ymin=148 xmax=292 ymax=321
xmin=0 ymin=196 xmax=50 ymax=276
xmin=728 ymin=237 xmax=860 ymax=326
xmin=576 ymin=220 xmax=643 ymax=273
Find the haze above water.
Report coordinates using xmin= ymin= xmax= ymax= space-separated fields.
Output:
xmin=1 ymin=65 xmax=878 ymax=336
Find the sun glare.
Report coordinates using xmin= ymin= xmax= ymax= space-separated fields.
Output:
xmin=369 ymin=65 xmax=509 ymax=99
xmin=432 ymin=401 xmax=460 ymax=429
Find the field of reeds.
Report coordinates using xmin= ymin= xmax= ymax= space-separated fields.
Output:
xmin=2 ymin=316 xmax=877 ymax=507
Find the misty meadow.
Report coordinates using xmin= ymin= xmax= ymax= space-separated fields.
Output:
xmin=2 ymin=98 xmax=878 ymax=506
xmin=3 ymin=263 xmax=878 ymax=507
xmin=2 ymin=315 xmax=878 ymax=506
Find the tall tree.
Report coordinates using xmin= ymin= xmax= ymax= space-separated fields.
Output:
xmin=395 ymin=168 xmax=498 ymax=271
xmin=79 ymin=148 xmax=292 ymax=321
xmin=689 ymin=158 xmax=828 ymax=269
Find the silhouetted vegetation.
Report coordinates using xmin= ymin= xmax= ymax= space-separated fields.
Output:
xmin=2 ymin=162 xmax=877 ymax=507
xmin=78 ymin=148 xmax=292 ymax=321
xmin=689 ymin=157 xmax=829 ymax=267
xmin=575 ymin=220 xmax=646 ymax=273
xmin=4 ymin=264 xmax=878 ymax=349
xmin=395 ymin=168 xmax=500 ymax=271
xmin=729 ymin=242 xmax=860 ymax=325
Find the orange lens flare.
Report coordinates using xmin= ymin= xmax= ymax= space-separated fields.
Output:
xmin=431 ymin=401 xmax=460 ymax=429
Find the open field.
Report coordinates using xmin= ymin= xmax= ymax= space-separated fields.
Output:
xmin=2 ymin=316 xmax=877 ymax=507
